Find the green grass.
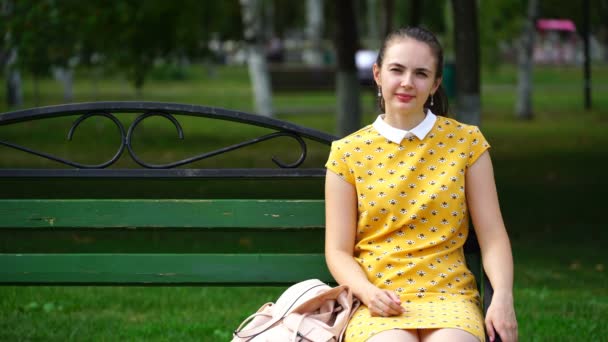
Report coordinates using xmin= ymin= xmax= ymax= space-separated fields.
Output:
xmin=0 ymin=286 xmax=285 ymax=341
xmin=1 ymin=63 xmax=607 ymax=341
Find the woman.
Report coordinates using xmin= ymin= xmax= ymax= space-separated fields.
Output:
xmin=325 ymin=27 xmax=517 ymax=342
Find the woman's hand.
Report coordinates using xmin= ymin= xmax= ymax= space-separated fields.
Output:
xmin=362 ymin=284 xmax=405 ymax=317
xmin=485 ymin=291 xmax=518 ymax=342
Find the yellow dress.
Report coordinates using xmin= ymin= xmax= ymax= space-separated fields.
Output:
xmin=325 ymin=114 xmax=490 ymax=342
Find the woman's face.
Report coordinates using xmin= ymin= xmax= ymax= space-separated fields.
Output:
xmin=373 ymin=38 xmax=441 ymax=117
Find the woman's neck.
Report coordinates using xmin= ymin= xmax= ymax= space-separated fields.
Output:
xmin=383 ymin=110 xmax=426 ymax=131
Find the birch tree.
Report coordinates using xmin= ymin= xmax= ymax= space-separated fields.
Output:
xmin=303 ymin=0 xmax=324 ymax=66
xmin=2 ymin=1 xmax=21 ymax=108
xmin=5 ymin=48 xmax=22 ymax=108
xmin=240 ymin=0 xmax=274 ymax=117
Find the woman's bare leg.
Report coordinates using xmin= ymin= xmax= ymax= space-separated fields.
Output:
xmin=419 ymin=328 xmax=480 ymax=342
xmin=366 ymin=329 xmax=419 ymax=342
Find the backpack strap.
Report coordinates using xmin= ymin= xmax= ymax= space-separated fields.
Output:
xmin=233 ymin=303 xmax=278 ymax=340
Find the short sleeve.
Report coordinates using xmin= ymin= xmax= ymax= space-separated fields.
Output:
xmin=325 ymin=140 xmax=356 ymax=184
xmin=466 ymin=126 xmax=491 ymax=167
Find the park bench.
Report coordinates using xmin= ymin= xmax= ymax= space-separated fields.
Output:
xmin=268 ymin=64 xmax=378 ymax=93
xmin=0 ymin=101 xmax=494 ymax=338
xmin=269 ymin=64 xmax=335 ymax=92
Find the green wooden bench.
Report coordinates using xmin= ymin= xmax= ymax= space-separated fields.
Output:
xmin=0 ymin=199 xmax=330 ymax=285
xmin=0 ymin=101 xmax=494 ymax=336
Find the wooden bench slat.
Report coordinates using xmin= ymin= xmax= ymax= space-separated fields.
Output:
xmin=0 ymin=228 xmax=325 ymax=253
xmin=0 ymin=253 xmax=333 ymax=285
xmin=0 ymin=199 xmax=325 ymax=228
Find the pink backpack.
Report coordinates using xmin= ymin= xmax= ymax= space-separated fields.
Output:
xmin=232 ymin=279 xmax=360 ymax=342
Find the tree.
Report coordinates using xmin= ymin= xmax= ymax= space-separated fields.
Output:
xmin=478 ymin=0 xmax=525 ymax=71
xmin=599 ymin=1 xmax=608 ymax=62
xmin=1 ymin=0 xmax=22 ymax=108
xmin=303 ymin=0 xmax=324 ymax=66
xmin=4 ymin=49 xmax=22 ymax=108
xmin=364 ymin=0 xmax=379 ymax=49
xmin=516 ymin=0 xmax=538 ymax=120
xmin=392 ymin=0 xmax=446 ymax=33
xmin=334 ymin=0 xmax=362 ymax=136
xmin=380 ymin=0 xmax=394 ymax=39
xmin=409 ymin=0 xmax=422 ymax=27
xmin=451 ymin=0 xmax=480 ymax=126
xmin=240 ymin=0 xmax=273 ymax=117
xmin=5 ymin=0 xmax=227 ymax=98
xmin=91 ymin=1 xmax=211 ymax=95
xmin=7 ymin=0 xmax=82 ymax=104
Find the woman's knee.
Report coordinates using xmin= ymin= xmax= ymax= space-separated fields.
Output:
xmin=419 ymin=328 xmax=480 ymax=342
xmin=366 ymin=328 xmax=419 ymax=342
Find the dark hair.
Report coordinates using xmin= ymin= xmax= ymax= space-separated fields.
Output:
xmin=375 ymin=27 xmax=449 ymax=116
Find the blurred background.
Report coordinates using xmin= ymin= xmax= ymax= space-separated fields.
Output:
xmin=0 ymin=0 xmax=607 ymax=341
xmin=1 ymin=0 xmax=606 ymax=128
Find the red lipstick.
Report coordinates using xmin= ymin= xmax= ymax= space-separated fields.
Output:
xmin=396 ymin=94 xmax=414 ymax=102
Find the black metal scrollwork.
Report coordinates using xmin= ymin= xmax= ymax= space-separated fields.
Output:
xmin=0 ymin=112 xmax=126 ymax=169
xmin=0 ymin=103 xmax=330 ymax=171
xmin=126 ymin=111 xmax=307 ymax=169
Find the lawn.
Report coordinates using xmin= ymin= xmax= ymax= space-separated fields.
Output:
xmin=0 ymin=63 xmax=607 ymax=341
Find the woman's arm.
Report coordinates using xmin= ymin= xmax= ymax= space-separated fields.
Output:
xmin=325 ymin=170 xmax=404 ymax=317
xmin=466 ymin=151 xmax=518 ymax=342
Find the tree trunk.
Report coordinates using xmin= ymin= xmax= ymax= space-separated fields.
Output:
xmin=600 ymin=4 xmax=608 ymax=63
xmin=451 ymin=0 xmax=481 ymax=126
xmin=334 ymin=0 xmax=361 ymax=136
xmin=599 ymin=0 xmax=608 ymax=62
xmin=240 ymin=0 xmax=273 ymax=117
xmin=366 ymin=0 xmax=379 ymax=48
xmin=5 ymin=49 xmax=22 ymax=108
xmin=380 ymin=0 xmax=394 ymax=39
xmin=6 ymin=68 xmax=22 ymax=108
xmin=516 ymin=0 xmax=538 ymax=120
xmin=582 ymin=0 xmax=591 ymax=110
xmin=410 ymin=0 xmax=422 ymax=27
xmin=54 ymin=67 xmax=74 ymax=102
xmin=303 ymin=0 xmax=324 ymax=66
xmin=264 ymin=0 xmax=274 ymax=41
xmin=64 ymin=69 xmax=74 ymax=102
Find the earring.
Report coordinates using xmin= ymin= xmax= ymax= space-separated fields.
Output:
xmin=377 ymin=88 xmax=382 ymax=97
xmin=430 ymin=94 xmax=434 ymax=106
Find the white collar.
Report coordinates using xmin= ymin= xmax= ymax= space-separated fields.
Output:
xmin=373 ymin=111 xmax=437 ymax=143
